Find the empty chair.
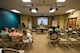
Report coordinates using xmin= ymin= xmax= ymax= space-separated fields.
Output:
xmin=69 ymin=31 xmax=79 ymax=44
xmin=77 ymin=31 xmax=80 ymax=40
xmin=67 ymin=31 xmax=72 ymax=38
xmin=48 ymin=28 xmax=53 ymax=35
xmin=50 ymin=33 xmax=58 ymax=44
xmin=58 ymin=32 xmax=69 ymax=45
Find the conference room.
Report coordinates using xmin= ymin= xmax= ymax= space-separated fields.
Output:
xmin=0 ymin=0 xmax=80 ymax=53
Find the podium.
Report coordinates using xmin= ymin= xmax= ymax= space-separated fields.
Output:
xmin=36 ymin=25 xmax=48 ymax=33
xmin=40 ymin=25 xmax=44 ymax=29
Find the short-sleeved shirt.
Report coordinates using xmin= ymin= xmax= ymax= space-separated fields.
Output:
xmin=55 ymin=28 xmax=60 ymax=32
xmin=9 ymin=32 xmax=22 ymax=37
xmin=0 ymin=31 xmax=9 ymax=36
xmin=27 ymin=33 xmax=32 ymax=38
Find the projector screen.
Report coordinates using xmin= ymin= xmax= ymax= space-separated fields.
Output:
xmin=37 ymin=17 xmax=48 ymax=25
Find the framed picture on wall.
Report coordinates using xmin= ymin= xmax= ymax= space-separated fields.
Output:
xmin=52 ymin=19 xmax=57 ymax=27
xmin=68 ymin=17 xmax=77 ymax=28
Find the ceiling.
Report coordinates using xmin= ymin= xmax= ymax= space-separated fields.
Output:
xmin=0 ymin=0 xmax=80 ymax=16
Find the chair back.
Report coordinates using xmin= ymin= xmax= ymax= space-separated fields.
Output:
xmin=2 ymin=48 xmax=19 ymax=53
xmin=1 ymin=35 xmax=11 ymax=42
xmin=71 ymin=31 xmax=79 ymax=39
xmin=59 ymin=32 xmax=68 ymax=39
xmin=22 ymin=35 xmax=29 ymax=40
xmin=10 ymin=36 xmax=21 ymax=42
xmin=50 ymin=33 xmax=58 ymax=40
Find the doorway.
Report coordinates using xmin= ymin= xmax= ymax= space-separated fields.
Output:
xmin=68 ymin=18 xmax=77 ymax=28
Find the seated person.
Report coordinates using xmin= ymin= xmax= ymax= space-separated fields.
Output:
xmin=55 ymin=25 xmax=61 ymax=34
xmin=75 ymin=25 xmax=80 ymax=31
xmin=68 ymin=26 xmax=73 ymax=32
xmin=27 ymin=31 xmax=33 ymax=42
xmin=64 ymin=29 xmax=68 ymax=33
xmin=22 ymin=29 xmax=33 ymax=43
xmin=9 ymin=28 xmax=22 ymax=41
xmin=0 ymin=27 xmax=11 ymax=41
xmin=0 ymin=27 xmax=9 ymax=36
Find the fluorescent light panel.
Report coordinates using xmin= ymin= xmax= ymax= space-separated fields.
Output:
xmin=49 ymin=9 xmax=56 ymax=13
xmin=22 ymin=0 xmax=31 ymax=2
xmin=66 ymin=9 xmax=75 ymax=13
xmin=31 ymin=9 xmax=37 ymax=13
xmin=11 ymin=10 xmax=20 ymax=13
xmin=57 ymin=0 xmax=66 ymax=2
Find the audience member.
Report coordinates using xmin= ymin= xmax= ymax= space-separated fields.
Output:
xmin=0 ymin=27 xmax=11 ymax=41
xmin=55 ymin=25 xmax=61 ymax=34
xmin=75 ymin=25 xmax=80 ymax=31
xmin=68 ymin=26 xmax=73 ymax=31
xmin=22 ymin=29 xmax=33 ymax=43
xmin=0 ymin=27 xmax=9 ymax=36
xmin=22 ymin=29 xmax=30 ymax=43
xmin=27 ymin=30 xmax=33 ymax=42
xmin=9 ymin=28 xmax=22 ymax=37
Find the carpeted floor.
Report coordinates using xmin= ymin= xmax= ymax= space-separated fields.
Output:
xmin=24 ymin=32 xmax=80 ymax=53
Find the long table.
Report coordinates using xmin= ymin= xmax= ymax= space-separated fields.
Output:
xmin=36 ymin=28 xmax=48 ymax=33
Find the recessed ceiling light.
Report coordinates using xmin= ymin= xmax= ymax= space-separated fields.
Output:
xmin=57 ymin=0 xmax=66 ymax=2
xmin=66 ymin=9 xmax=75 ymax=13
xmin=22 ymin=0 xmax=31 ymax=2
xmin=11 ymin=10 xmax=20 ymax=13
xmin=49 ymin=9 xmax=56 ymax=13
xmin=31 ymin=9 xmax=37 ymax=13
